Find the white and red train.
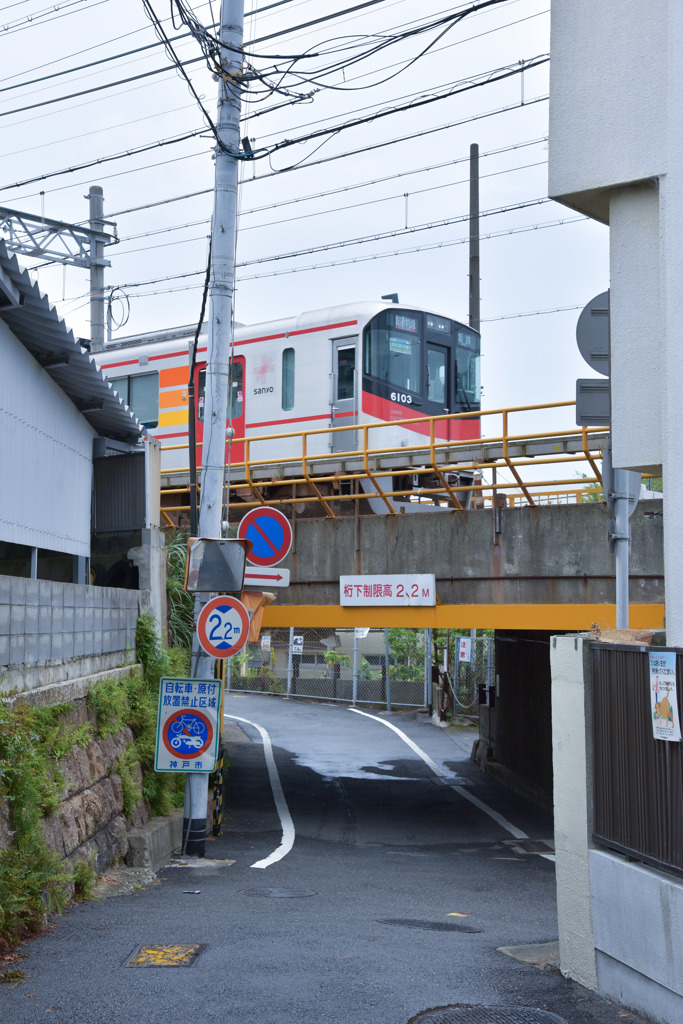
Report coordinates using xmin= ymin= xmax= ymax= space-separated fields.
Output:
xmin=94 ymin=299 xmax=481 ymax=510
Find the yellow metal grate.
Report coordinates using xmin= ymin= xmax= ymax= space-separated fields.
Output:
xmin=124 ymin=944 xmax=206 ymax=968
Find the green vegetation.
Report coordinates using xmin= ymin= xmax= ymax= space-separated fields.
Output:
xmin=166 ymin=530 xmax=194 ymax=650
xmin=0 ymin=614 xmax=188 ymax=952
xmin=0 ymin=700 xmax=85 ymax=951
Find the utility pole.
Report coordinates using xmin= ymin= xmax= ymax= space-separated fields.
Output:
xmin=184 ymin=0 xmax=245 ymax=857
xmin=468 ymin=143 xmax=480 ymax=334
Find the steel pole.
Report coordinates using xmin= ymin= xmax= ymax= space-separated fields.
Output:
xmin=468 ymin=144 xmax=480 ymax=334
xmin=614 ymin=469 xmax=630 ymax=629
xmin=186 ymin=0 xmax=245 ymax=857
xmin=87 ymin=185 xmax=105 ymax=352
xmin=286 ymin=627 xmax=294 ymax=697
xmin=352 ymin=631 xmax=359 ymax=707
xmin=384 ymin=628 xmax=391 ymax=712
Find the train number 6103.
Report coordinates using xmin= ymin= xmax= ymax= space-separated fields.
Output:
xmin=390 ymin=392 xmax=412 ymax=404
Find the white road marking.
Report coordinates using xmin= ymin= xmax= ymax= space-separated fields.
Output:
xmin=348 ymin=708 xmax=555 ymax=859
xmin=224 ymin=713 xmax=295 ymax=869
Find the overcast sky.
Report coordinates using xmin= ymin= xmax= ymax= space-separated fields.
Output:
xmin=0 ymin=0 xmax=608 ymax=443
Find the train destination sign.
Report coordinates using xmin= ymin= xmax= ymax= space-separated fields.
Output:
xmin=197 ymin=595 xmax=250 ymax=659
xmin=340 ymin=574 xmax=436 ymax=607
xmin=155 ymin=677 xmax=220 ymax=773
xmin=237 ymin=508 xmax=292 ymax=568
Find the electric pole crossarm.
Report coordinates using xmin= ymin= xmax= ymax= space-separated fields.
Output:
xmin=0 ymin=206 xmax=116 ymax=268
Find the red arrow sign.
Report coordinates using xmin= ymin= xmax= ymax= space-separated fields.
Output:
xmin=243 ymin=567 xmax=290 ymax=588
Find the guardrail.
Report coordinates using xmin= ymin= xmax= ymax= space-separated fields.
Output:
xmin=159 ymin=400 xmax=609 ymax=522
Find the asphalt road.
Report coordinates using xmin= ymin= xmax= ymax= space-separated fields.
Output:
xmin=1 ymin=694 xmax=649 ymax=1024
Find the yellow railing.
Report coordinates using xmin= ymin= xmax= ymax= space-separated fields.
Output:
xmin=158 ymin=400 xmax=608 ymax=522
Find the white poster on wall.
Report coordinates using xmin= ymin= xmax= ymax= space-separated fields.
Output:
xmin=649 ymin=651 xmax=682 ymax=742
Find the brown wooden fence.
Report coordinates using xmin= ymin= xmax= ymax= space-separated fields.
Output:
xmin=591 ymin=643 xmax=683 ymax=877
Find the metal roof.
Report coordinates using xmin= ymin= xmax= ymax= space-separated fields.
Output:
xmin=0 ymin=241 xmax=142 ymax=444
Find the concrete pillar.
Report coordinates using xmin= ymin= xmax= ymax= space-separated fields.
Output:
xmin=550 ymin=634 xmax=598 ymax=990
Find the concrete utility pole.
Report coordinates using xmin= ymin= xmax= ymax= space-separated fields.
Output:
xmin=184 ymin=0 xmax=245 ymax=857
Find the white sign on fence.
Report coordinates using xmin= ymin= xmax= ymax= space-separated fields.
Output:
xmin=292 ymin=635 xmax=304 ymax=655
xmin=458 ymin=638 xmax=472 ymax=663
xmin=340 ymin=574 xmax=436 ymax=606
xmin=649 ymin=651 xmax=682 ymax=742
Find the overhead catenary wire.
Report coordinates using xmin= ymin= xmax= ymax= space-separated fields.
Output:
xmin=0 ymin=0 xmax=110 ymax=37
xmin=107 ymin=129 xmax=547 ymax=218
xmin=114 ymin=152 xmax=548 ymax=244
xmin=54 ymin=213 xmax=588 ymax=306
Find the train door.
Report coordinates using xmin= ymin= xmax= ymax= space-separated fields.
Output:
xmin=195 ymin=355 xmax=246 ymax=468
xmin=424 ymin=342 xmax=452 ymax=441
xmin=331 ymin=337 xmax=358 ymax=452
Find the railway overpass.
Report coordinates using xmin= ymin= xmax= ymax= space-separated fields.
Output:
xmin=158 ymin=400 xmax=664 ymax=630
xmin=261 ymin=498 xmax=664 ymax=631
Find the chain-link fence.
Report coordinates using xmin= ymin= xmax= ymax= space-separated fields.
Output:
xmin=224 ymin=627 xmax=494 ymax=714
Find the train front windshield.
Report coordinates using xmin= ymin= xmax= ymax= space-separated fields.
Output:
xmin=363 ymin=309 xmax=480 ymax=413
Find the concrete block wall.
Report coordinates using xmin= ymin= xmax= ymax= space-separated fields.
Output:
xmin=0 ymin=575 xmax=145 ymax=694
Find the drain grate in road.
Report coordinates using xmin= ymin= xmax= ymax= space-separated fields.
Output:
xmin=124 ymin=944 xmax=206 ymax=968
xmin=240 ymin=887 xmax=317 ymax=898
xmin=378 ymin=918 xmax=482 ymax=934
xmin=408 ymin=1006 xmax=567 ymax=1024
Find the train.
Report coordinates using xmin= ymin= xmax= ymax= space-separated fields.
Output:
xmin=93 ymin=299 xmax=481 ymax=515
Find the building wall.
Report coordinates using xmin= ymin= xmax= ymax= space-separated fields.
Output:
xmin=550 ymin=635 xmax=683 ymax=1023
xmin=0 ymin=575 xmax=141 ymax=694
xmin=548 ymin=0 xmax=666 ymax=221
xmin=609 ymin=185 xmax=662 ymax=472
xmin=0 ymin=319 xmax=94 ymax=557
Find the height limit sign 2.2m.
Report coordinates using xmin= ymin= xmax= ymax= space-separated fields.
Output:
xmin=196 ymin=595 xmax=250 ymax=659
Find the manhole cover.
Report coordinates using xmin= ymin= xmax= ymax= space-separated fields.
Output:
xmin=409 ymin=1007 xmax=567 ymax=1024
xmin=240 ymin=888 xmax=316 ymax=898
xmin=124 ymin=944 xmax=206 ymax=968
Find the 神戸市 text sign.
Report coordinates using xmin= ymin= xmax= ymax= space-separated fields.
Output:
xmin=154 ymin=677 xmax=221 ymax=773
xmin=340 ymin=574 xmax=436 ymax=606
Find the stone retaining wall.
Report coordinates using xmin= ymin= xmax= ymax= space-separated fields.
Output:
xmin=1 ymin=670 xmax=150 ymax=874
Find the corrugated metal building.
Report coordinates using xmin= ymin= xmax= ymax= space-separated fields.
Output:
xmin=0 ymin=240 xmax=143 ymax=580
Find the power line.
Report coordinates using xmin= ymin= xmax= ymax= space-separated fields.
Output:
xmin=2 ymin=101 xmax=197 ymax=159
xmin=238 ymin=197 xmax=554 ymax=268
xmin=0 ymin=129 xmax=208 ymax=192
xmin=54 ymin=213 xmax=586 ymax=303
xmin=0 ymin=54 xmax=205 ymax=120
xmin=115 ymin=154 xmax=546 ymax=245
xmin=246 ymin=57 xmax=548 ymax=163
xmin=1 ymin=0 xmax=110 ymax=36
xmin=8 ymin=94 xmax=544 ymax=210
xmin=235 ymin=215 xmax=589 ymax=283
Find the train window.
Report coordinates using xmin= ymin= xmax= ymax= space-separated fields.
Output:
xmin=197 ymin=362 xmax=243 ymax=422
xmin=108 ymin=371 xmax=159 ymax=427
xmin=456 ymin=349 xmax=481 ymax=409
xmin=336 ymin=346 xmax=355 ymax=400
xmin=282 ymin=347 xmax=295 ymax=410
xmin=364 ymin=312 xmax=421 ymax=393
xmin=427 ymin=346 xmax=447 ymax=405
